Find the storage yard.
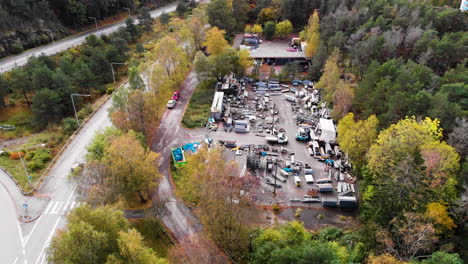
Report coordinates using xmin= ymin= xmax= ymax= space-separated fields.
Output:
xmin=173 ymin=74 xmax=358 ymax=211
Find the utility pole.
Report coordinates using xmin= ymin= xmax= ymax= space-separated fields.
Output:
xmin=44 ymin=30 xmax=55 ymax=46
xmin=111 ymin=62 xmax=127 ymax=83
xmin=124 ymin=7 xmax=131 ymax=16
xmin=70 ymin=94 xmax=91 ymax=126
xmin=89 ymin=17 xmax=98 ymax=33
xmin=273 ymin=158 xmax=278 ymax=196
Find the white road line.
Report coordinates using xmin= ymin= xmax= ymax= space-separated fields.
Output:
xmin=34 ymin=217 xmax=61 ymax=264
xmin=43 ymin=201 xmax=53 ymax=215
xmin=52 ymin=202 xmax=63 ymax=215
xmin=16 ymin=221 xmax=24 ymax=248
xmin=48 ymin=202 xmax=59 ymax=215
xmin=13 ymin=257 xmax=18 ymax=264
xmin=61 ymin=201 xmax=70 ymax=214
xmin=36 ymin=185 xmax=80 ymax=264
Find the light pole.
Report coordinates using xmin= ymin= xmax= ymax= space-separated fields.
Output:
xmin=0 ymin=144 xmax=46 ymax=184
xmin=123 ymin=7 xmax=131 ymax=16
xmin=89 ymin=17 xmax=98 ymax=33
xmin=273 ymin=158 xmax=278 ymax=196
xmin=44 ymin=30 xmax=55 ymax=46
xmin=111 ymin=62 xmax=127 ymax=83
xmin=70 ymin=94 xmax=91 ymax=126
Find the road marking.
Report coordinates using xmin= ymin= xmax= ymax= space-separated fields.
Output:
xmin=49 ymin=202 xmax=59 ymax=215
xmin=36 ymin=184 xmax=80 ymax=264
xmin=13 ymin=257 xmax=18 ymax=264
xmin=34 ymin=217 xmax=61 ymax=264
xmin=43 ymin=201 xmax=53 ymax=215
xmin=61 ymin=201 xmax=70 ymax=214
xmin=16 ymin=220 xmax=25 ymax=248
xmin=52 ymin=201 xmax=63 ymax=214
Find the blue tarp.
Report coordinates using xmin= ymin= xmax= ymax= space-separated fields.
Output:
xmin=284 ymin=168 xmax=293 ymax=172
xmin=172 ymin=148 xmax=184 ymax=162
xmin=182 ymin=143 xmax=200 ymax=153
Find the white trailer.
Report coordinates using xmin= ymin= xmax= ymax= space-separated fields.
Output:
xmin=304 ymin=174 xmax=314 ymax=184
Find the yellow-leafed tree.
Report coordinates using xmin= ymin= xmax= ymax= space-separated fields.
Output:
xmin=203 ymin=27 xmax=229 ymax=55
xmin=303 ymin=10 xmax=320 ymax=57
xmin=337 ymin=113 xmax=379 ymax=168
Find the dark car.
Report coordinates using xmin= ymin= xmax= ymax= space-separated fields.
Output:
xmin=224 ymin=141 xmax=237 ymax=148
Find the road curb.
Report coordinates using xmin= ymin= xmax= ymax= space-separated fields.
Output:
xmin=0 ymin=80 xmax=127 ymax=197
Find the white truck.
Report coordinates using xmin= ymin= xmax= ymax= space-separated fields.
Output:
xmin=265 ymin=133 xmax=288 ymax=144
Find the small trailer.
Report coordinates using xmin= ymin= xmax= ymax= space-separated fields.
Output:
xmin=171 ymin=147 xmax=187 ymax=167
xmin=304 ymin=174 xmax=314 ymax=184
xmin=294 ymin=176 xmax=302 ymax=187
xmin=317 ymin=183 xmax=334 ymax=192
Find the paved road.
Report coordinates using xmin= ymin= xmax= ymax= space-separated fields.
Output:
xmin=9 ymin=98 xmax=113 ymax=264
xmin=0 ymin=183 xmax=22 ymax=264
xmin=0 ymin=3 xmax=177 ymax=73
xmin=151 ymin=72 xmax=230 ymax=263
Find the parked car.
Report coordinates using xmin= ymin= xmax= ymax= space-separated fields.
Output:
xmin=172 ymin=91 xmax=180 ymax=101
xmin=167 ymin=100 xmax=176 ymax=109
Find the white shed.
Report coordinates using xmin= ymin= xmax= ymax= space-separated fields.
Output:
xmin=211 ymin=92 xmax=224 ymax=120
xmin=317 ymin=118 xmax=336 ymax=143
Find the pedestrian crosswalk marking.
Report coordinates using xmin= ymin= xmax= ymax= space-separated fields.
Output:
xmin=43 ymin=200 xmax=84 ymax=215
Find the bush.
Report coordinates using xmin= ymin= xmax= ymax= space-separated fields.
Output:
xmin=77 ymin=104 xmax=93 ymax=120
xmin=62 ymin=118 xmax=79 ymax=135
xmin=106 ymin=87 xmax=115 ymax=94
xmin=32 ymin=149 xmax=52 ymax=163
xmin=272 ymin=204 xmax=280 ymax=213
xmin=9 ymin=43 xmax=24 ymax=54
xmin=264 ymin=21 xmax=276 ymax=40
xmin=319 ymin=226 xmax=344 ymax=241
xmin=9 ymin=152 xmax=24 ymax=160
xmin=27 ymin=160 xmax=45 ymax=171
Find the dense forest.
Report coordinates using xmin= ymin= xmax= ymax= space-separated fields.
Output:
xmin=0 ymin=7 xmax=157 ymax=128
xmin=205 ymin=0 xmax=468 ymax=262
xmin=0 ymin=0 xmax=176 ymax=58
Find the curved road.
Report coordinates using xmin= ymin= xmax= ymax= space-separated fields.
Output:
xmin=0 ymin=183 xmax=22 ymax=264
xmin=151 ymin=72 xmax=230 ymax=263
xmin=0 ymin=3 xmax=177 ymax=73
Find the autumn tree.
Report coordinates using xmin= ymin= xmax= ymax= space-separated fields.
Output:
xmin=82 ymin=131 xmax=161 ymax=204
xmin=251 ymin=24 xmax=263 ymax=35
xmin=86 ymin=127 xmax=122 ymax=161
xmin=203 ymin=27 xmax=229 ymax=55
xmin=275 ymin=20 xmax=293 ymax=38
xmin=337 ymin=113 xmax=379 ymax=169
xmin=332 ymin=80 xmax=354 ymax=119
xmin=425 ymin=202 xmax=456 ymax=233
xmin=48 ymin=205 xmax=129 ymax=264
xmin=103 ymin=132 xmax=160 ymax=203
xmin=177 ymin=147 xmax=258 ymax=261
xmin=244 ymin=24 xmax=252 ymax=33
xmin=108 ymin=229 xmax=168 ymax=264
xmin=49 ymin=205 xmax=166 ymax=264
xmin=302 ymin=10 xmax=320 ymax=57
xmin=367 ymin=254 xmax=409 ymax=264
xmin=316 ymin=48 xmax=340 ymax=103
xmin=128 ymin=66 xmax=144 ymax=90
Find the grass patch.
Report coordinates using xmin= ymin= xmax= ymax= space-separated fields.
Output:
xmin=130 ymin=218 xmax=173 ymax=257
xmin=182 ymin=80 xmax=216 ymax=128
xmin=0 ymin=102 xmax=35 ymax=140
xmin=0 ymin=129 xmax=65 ymax=191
